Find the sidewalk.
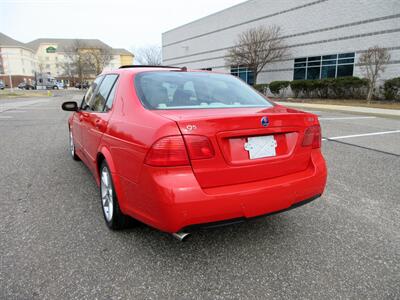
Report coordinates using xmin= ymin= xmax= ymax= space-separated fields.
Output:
xmin=276 ymin=101 xmax=400 ymax=117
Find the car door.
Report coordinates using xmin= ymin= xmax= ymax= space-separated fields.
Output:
xmin=80 ymin=74 xmax=119 ymax=173
xmin=73 ymin=76 xmax=104 ymax=157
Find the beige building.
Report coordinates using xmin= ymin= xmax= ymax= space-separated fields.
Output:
xmin=0 ymin=32 xmax=134 ymax=87
xmin=113 ymin=48 xmax=136 ymax=68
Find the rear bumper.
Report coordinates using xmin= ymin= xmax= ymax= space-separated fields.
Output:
xmin=125 ymin=149 xmax=327 ymax=233
xmin=182 ymin=194 xmax=321 ymax=232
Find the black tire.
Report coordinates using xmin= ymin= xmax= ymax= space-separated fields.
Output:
xmin=69 ymin=129 xmax=80 ymax=161
xmin=99 ymin=161 xmax=130 ymax=230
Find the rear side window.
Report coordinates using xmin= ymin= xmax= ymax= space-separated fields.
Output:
xmin=104 ymin=78 xmax=118 ymax=112
xmin=135 ymin=71 xmax=272 ymax=110
xmin=89 ymin=74 xmax=119 ymax=112
xmin=82 ymin=76 xmax=103 ymax=109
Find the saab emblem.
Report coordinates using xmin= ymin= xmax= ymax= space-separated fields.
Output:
xmin=261 ymin=116 xmax=269 ymax=127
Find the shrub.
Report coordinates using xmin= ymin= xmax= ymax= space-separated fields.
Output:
xmin=253 ymin=84 xmax=269 ymax=94
xmin=302 ymin=80 xmax=314 ymax=98
xmin=289 ymin=80 xmax=323 ymax=98
xmin=290 ymin=77 xmax=368 ymax=99
xmin=290 ymin=80 xmax=306 ymax=98
xmin=315 ymin=79 xmax=335 ymax=98
xmin=269 ymin=81 xmax=290 ymax=97
xmin=329 ymin=77 xmax=368 ymax=99
xmin=383 ymin=77 xmax=400 ymax=101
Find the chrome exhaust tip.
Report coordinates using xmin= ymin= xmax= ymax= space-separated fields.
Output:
xmin=172 ymin=232 xmax=191 ymax=242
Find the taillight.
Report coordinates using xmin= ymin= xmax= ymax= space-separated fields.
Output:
xmin=184 ymin=135 xmax=215 ymax=160
xmin=302 ymin=125 xmax=321 ymax=149
xmin=145 ymin=136 xmax=189 ymax=167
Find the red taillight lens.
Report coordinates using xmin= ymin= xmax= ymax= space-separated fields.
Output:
xmin=145 ymin=136 xmax=189 ymax=167
xmin=184 ymin=135 xmax=215 ymax=160
xmin=302 ymin=125 xmax=321 ymax=149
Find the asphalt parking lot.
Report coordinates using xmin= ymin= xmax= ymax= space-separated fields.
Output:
xmin=1 ymin=93 xmax=399 ymax=299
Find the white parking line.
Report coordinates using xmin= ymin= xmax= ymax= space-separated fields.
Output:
xmin=0 ymin=99 xmax=50 ymax=113
xmin=319 ymin=116 xmax=376 ymax=121
xmin=22 ymin=107 xmax=58 ymax=110
xmin=304 ymin=111 xmax=322 ymax=115
xmin=0 ymin=116 xmax=13 ymax=119
xmin=5 ymin=110 xmax=27 ymax=113
xmin=323 ymin=130 xmax=400 ymax=141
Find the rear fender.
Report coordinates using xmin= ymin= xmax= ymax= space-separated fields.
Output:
xmin=97 ymin=146 xmax=129 ymax=213
xmin=97 ymin=146 xmax=117 ymax=183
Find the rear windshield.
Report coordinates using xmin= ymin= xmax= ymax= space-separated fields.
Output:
xmin=135 ymin=71 xmax=273 ymax=110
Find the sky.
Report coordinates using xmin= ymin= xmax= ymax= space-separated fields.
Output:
xmin=0 ymin=0 xmax=246 ymax=51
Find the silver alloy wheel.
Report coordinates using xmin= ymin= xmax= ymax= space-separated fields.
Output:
xmin=69 ymin=130 xmax=75 ymax=157
xmin=101 ymin=166 xmax=114 ymax=222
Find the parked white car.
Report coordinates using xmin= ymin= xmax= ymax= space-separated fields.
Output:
xmin=56 ymin=82 xmax=65 ymax=89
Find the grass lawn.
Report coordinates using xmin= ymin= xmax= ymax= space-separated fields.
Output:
xmin=0 ymin=90 xmax=52 ymax=99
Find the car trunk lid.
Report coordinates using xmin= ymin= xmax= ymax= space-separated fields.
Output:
xmin=153 ymin=105 xmax=319 ymax=188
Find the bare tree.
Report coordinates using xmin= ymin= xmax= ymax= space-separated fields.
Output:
xmin=359 ymin=46 xmax=391 ymax=102
xmin=134 ymin=45 xmax=162 ymax=65
xmin=225 ymin=25 xmax=289 ymax=84
xmin=61 ymin=40 xmax=91 ymax=84
xmin=86 ymin=47 xmax=114 ymax=74
xmin=37 ymin=57 xmax=45 ymax=74
xmin=61 ymin=40 xmax=113 ymax=84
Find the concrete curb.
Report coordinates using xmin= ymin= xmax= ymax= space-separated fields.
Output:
xmin=276 ymin=101 xmax=400 ymax=117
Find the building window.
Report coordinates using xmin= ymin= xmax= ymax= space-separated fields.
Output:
xmin=231 ymin=66 xmax=254 ymax=85
xmin=337 ymin=64 xmax=354 ymax=77
xmin=293 ymin=53 xmax=355 ymax=80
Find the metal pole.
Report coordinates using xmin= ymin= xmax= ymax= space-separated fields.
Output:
xmin=6 ymin=53 xmax=13 ymax=92
xmin=34 ymin=71 xmax=37 ymax=89
xmin=9 ymin=73 xmax=13 ymax=92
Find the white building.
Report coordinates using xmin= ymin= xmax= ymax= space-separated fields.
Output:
xmin=162 ymin=0 xmax=400 ymax=85
xmin=0 ymin=32 xmax=38 ymax=87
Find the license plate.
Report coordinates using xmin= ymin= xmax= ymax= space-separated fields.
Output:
xmin=244 ymin=135 xmax=277 ymax=159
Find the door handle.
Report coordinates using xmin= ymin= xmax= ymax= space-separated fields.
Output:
xmin=79 ymin=112 xmax=89 ymax=121
xmin=95 ymin=119 xmax=106 ymax=130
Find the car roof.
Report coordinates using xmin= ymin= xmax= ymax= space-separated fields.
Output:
xmin=99 ymin=66 xmax=231 ymax=79
xmin=101 ymin=65 xmax=212 ymax=76
xmin=119 ymin=65 xmax=182 ymax=70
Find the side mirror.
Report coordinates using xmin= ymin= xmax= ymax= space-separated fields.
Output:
xmin=62 ymin=101 xmax=79 ymax=112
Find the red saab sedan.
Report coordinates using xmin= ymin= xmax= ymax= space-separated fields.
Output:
xmin=62 ymin=66 xmax=327 ymax=240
